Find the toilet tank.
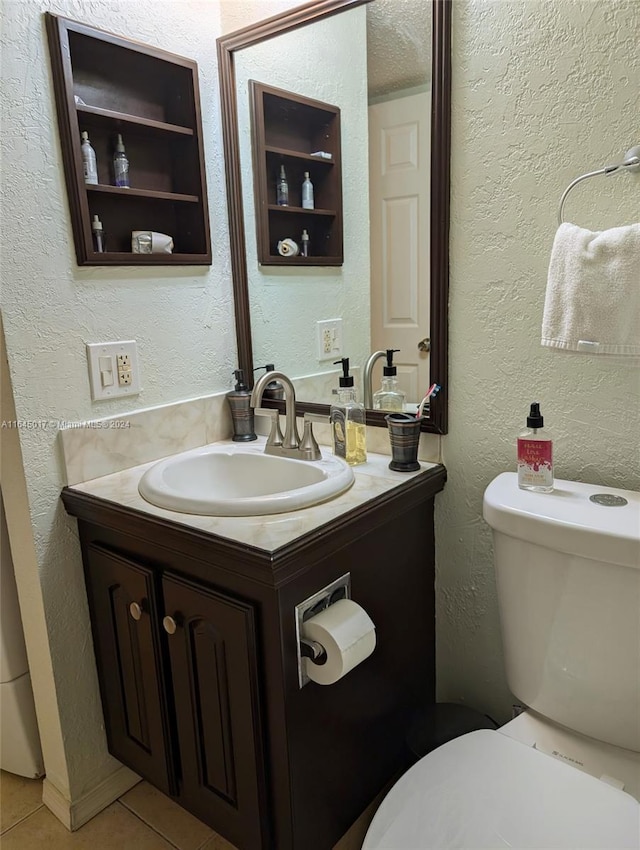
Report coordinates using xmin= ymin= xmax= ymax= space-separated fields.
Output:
xmin=483 ymin=473 xmax=640 ymax=753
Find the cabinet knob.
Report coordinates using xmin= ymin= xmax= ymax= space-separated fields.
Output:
xmin=129 ymin=601 xmax=143 ymax=621
xmin=162 ymin=615 xmax=178 ymax=635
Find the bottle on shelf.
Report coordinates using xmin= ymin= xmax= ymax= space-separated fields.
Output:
xmin=91 ymin=214 xmax=105 ymax=252
xmin=373 ymin=349 xmax=406 ymax=411
xmin=276 ymin=164 xmax=289 ymax=206
xmin=80 ymin=131 xmax=98 ymax=184
xmin=301 ymin=229 xmax=310 ymax=257
xmin=113 ymin=134 xmax=130 ymax=188
xmin=301 ymin=171 xmax=314 ymax=209
xmin=517 ymin=402 xmax=554 ymax=492
xmin=330 ymin=357 xmax=367 ymax=466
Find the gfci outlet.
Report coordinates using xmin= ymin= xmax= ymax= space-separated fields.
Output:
xmin=87 ymin=340 xmax=141 ymax=400
xmin=316 ymin=318 xmax=343 ymax=361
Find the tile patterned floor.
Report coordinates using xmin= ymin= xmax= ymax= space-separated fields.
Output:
xmin=0 ymin=771 xmax=377 ymax=850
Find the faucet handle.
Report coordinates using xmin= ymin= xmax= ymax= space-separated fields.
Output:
xmin=299 ymin=413 xmax=330 ymax=461
xmin=255 ymin=408 xmax=284 ymax=448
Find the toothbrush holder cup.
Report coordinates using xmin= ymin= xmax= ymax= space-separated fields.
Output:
xmin=385 ymin=413 xmax=424 ymax=472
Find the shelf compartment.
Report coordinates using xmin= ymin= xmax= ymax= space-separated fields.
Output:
xmin=46 ymin=12 xmax=211 ymax=265
xmin=259 ymin=256 xmax=343 ymax=267
xmin=76 ymin=104 xmax=194 ymax=136
xmin=86 ymin=191 xmax=207 ymax=257
xmin=87 ymin=184 xmax=199 ymax=203
xmin=250 ymin=81 xmax=343 ymax=267
xmin=267 ymin=204 xmax=336 ymax=216
xmin=84 ymin=252 xmax=211 ymax=266
xmin=264 ymin=145 xmax=334 ymax=164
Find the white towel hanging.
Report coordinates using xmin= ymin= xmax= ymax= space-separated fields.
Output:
xmin=541 ymin=222 xmax=640 ymax=356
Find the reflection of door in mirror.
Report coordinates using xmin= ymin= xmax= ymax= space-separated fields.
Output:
xmin=370 ymin=91 xmax=430 ymax=405
xmin=234 ymin=0 xmax=431 ymax=407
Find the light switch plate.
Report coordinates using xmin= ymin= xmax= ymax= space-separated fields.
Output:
xmin=86 ymin=340 xmax=141 ymax=400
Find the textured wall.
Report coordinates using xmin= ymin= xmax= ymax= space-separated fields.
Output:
xmin=2 ymin=0 xmax=638 ymax=810
xmin=436 ymin=0 xmax=640 ymax=721
xmin=0 ymin=0 xmax=233 ymax=800
xmin=235 ymin=6 xmax=371 ymax=380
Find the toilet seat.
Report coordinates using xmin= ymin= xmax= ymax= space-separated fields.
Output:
xmin=362 ymin=730 xmax=640 ymax=849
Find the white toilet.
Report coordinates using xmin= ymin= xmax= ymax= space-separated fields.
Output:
xmin=363 ymin=473 xmax=640 ymax=849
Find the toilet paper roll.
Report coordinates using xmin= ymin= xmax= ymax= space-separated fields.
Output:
xmin=302 ymin=598 xmax=376 ymax=685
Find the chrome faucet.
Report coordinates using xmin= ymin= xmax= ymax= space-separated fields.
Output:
xmin=250 ymin=370 xmax=324 ymax=460
xmin=363 ymin=350 xmax=386 ymax=408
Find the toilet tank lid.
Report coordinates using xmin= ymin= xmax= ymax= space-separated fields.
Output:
xmin=483 ymin=473 xmax=640 ymax=569
xmin=362 ymin=730 xmax=640 ymax=850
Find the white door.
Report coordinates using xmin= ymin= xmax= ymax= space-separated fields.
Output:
xmin=369 ymin=91 xmax=430 ymax=404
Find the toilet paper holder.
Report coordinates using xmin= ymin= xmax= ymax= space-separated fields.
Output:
xmin=294 ymin=573 xmax=351 ymax=688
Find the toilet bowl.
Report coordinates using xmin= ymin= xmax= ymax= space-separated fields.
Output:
xmin=362 ymin=728 xmax=639 ymax=849
xmin=363 ymin=474 xmax=640 ymax=849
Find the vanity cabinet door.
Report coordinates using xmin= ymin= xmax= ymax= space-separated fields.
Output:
xmin=162 ymin=573 xmax=266 ymax=850
xmin=84 ymin=544 xmax=175 ymax=794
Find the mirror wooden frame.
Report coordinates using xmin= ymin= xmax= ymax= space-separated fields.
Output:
xmin=218 ymin=0 xmax=451 ymax=433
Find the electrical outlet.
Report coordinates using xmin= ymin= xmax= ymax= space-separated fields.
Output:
xmin=322 ymin=328 xmax=333 ymax=355
xmin=87 ymin=340 xmax=141 ymax=400
xmin=316 ymin=319 xmax=343 ymax=361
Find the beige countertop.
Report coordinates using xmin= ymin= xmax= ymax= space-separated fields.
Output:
xmin=68 ymin=437 xmax=441 ymax=553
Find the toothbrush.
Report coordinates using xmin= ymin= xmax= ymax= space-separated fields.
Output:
xmin=416 ymin=383 xmax=440 ymax=418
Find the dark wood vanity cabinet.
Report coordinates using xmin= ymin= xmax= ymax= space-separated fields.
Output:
xmin=62 ymin=464 xmax=445 ymax=850
xmin=84 ymin=544 xmax=265 ymax=849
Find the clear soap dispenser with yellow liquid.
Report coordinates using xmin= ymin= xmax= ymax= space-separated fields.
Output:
xmin=330 ymin=358 xmax=367 ymax=465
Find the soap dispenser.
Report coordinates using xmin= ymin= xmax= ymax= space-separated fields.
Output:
xmin=226 ymin=370 xmax=257 ymax=442
xmin=373 ymin=349 xmax=406 ymax=412
xmin=330 ymin=358 xmax=366 ymax=465
xmin=254 ymin=364 xmax=285 ymax=401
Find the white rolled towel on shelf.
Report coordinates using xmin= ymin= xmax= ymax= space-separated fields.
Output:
xmin=541 ymin=221 xmax=640 ymax=356
xmin=277 ymin=238 xmax=299 ymax=257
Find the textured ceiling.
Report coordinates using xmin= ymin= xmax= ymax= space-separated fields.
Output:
xmin=367 ymin=0 xmax=431 ymax=98
xmin=220 ymin=0 xmax=431 ymax=100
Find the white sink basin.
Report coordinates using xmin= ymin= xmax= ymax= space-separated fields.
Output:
xmin=138 ymin=442 xmax=354 ymax=516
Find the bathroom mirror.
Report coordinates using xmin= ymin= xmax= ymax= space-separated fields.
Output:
xmin=218 ymin=0 xmax=450 ymax=433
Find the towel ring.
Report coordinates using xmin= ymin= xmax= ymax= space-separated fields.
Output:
xmin=557 ymin=145 xmax=640 ymax=225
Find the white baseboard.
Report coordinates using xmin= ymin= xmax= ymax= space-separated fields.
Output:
xmin=43 ymin=765 xmax=141 ymax=831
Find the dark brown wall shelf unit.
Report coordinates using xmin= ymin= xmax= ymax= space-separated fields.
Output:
xmin=46 ymin=14 xmax=211 ymax=266
xmin=250 ymin=81 xmax=343 ymax=267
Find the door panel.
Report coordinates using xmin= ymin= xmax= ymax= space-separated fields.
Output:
xmin=162 ymin=573 xmax=265 ymax=849
xmin=370 ymin=91 xmax=431 ymax=402
xmin=85 ymin=544 xmax=174 ymax=794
